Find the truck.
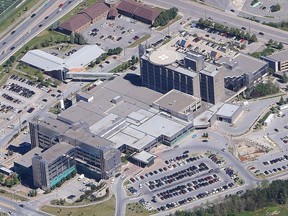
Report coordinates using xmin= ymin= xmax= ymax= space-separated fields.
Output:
xmin=77 ymin=174 xmax=84 ymax=181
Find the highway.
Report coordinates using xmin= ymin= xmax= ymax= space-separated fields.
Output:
xmin=0 ymin=0 xmax=81 ymax=66
xmin=143 ymin=0 xmax=288 ymax=43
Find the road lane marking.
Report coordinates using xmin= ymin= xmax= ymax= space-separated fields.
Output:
xmin=0 ymin=201 xmax=15 ymax=210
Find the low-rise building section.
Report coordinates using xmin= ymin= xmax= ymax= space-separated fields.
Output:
xmin=57 ymin=0 xmax=161 ymax=35
xmin=20 ymin=45 xmax=105 ymax=80
xmin=261 ymin=49 xmax=288 ymax=74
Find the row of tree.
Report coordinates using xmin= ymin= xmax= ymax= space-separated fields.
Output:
xmin=250 ymin=47 xmax=275 ymax=59
xmin=267 ymin=39 xmax=283 ymax=50
xmin=197 ymin=18 xmax=258 ymax=43
xmin=172 ymin=179 xmax=288 ymax=216
xmin=88 ymin=47 xmax=123 ymax=67
xmin=153 ymin=7 xmax=178 ymax=27
xmin=251 ymin=80 xmax=279 ymax=98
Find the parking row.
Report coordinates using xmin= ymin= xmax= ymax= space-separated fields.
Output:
xmin=263 ymin=165 xmax=288 ymax=176
xmin=156 ymin=181 xmax=236 ymax=212
xmin=146 ymin=162 xmax=210 ymax=191
xmin=10 ymin=75 xmax=50 ymax=92
xmin=208 ymin=153 xmax=225 ymax=165
xmin=4 ymin=83 xmax=35 ymax=98
xmin=0 ymin=103 xmax=14 ymax=113
xmin=263 ymin=154 xmax=288 ymax=166
xmin=155 ymin=173 xmax=220 ymax=201
xmin=1 ymin=93 xmax=22 ymax=104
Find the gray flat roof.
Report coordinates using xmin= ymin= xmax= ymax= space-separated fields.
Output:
xmin=41 ymin=142 xmax=74 ymax=163
xmin=216 ymin=103 xmax=240 ymax=118
xmin=57 ymin=105 xmax=104 ymax=126
xmin=89 ymin=113 xmax=124 ymax=136
xmin=132 ymin=151 xmax=156 ymax=164
xmin=200 ymin=63 xmax=220 ymax=77
xmin=65 ymin=127 xmax=114 ymax=150
xmin=193 ymin=110 xmax=214 ymax=127
xmin=153 ymin=90 xmax=200 ymax=113
xmin=131 ymin=114 xmax=186 ymax=138
xmin=14 ymin=147 xmax=43 ymax=168
xmin=267 ymin=49 xmax=288 ymax=62
xmin=37 ymin=116 xmax=70 ymax=133
xmin=233 ymin=53 xmax=267 ymax=75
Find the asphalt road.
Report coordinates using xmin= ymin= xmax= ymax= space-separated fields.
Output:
xmin=143 ymin=0 xmax=288 ymax=43
xmin=0 ymin=0 xmax=81 ymax=65
xmin=0 ymin=196 xmax=51 ymax=216
xmin=113 ymin=130 xmax=260 ymax=216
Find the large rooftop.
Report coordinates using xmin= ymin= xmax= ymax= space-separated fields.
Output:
xmin=232 ymin=53 xmax=267 ymax=75
xmin=153 ymin=90 xmax=200 ymax=113
xmin=21 ymin=45 xmax=104 ymax=71
xmin=266 ymin=49 xmax=288 ymax=62
xmin=149 ymin=50 xmax=178 ymax=66
xmin=216 ymin=103 xmax=241 ymax=118
xmin=14 ymin=147 xmax=43 ymax=168
xmin=41 ymin=142 xmax=74 ymax=163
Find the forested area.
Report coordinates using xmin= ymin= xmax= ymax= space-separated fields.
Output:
xmin=171 ymin=180 xmax=288 ymax=216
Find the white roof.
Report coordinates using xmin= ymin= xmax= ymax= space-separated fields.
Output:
xmin=65 ymin=45 xmax=105 ymax=68
xmin=21 ymin=49 xmax=65 ymax=71
xmin=216 ymin=103 xmax=240 ymax=118
xmin=21 ymin=45 xmax=105 ymax=71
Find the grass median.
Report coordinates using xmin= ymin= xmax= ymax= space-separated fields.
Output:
xmin=0 ymin=0 xmax=40 ymax=37
xmin=41 ymin=195 xmax=115 ymax=216
xmin=128 ymin=34 xmax=151 ymax=48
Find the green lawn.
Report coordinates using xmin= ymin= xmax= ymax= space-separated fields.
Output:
xmin=0 ymin=0 xmax=39 ymax=37
xmin=128 ymin=34 xmax=151 ymax=48
xmin=42 ymin=195 xmax=115 ymax=216
xmin=157 ymin=15 xmax=183 ymax=31
xmin=126 ymin=202 xmax=157 ymax=216
xmin=236 ymin=204 xmax=288 ymax=216
xmin=0 ymin=189 xmax=28 ymax=202
xmin=14 ymin=30 xmax=69 ymax=60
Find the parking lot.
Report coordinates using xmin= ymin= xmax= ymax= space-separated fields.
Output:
xmin=127 ymin=150 xmax=242 ymax=212
xmin=0 ymin=75 xmax=52 ymax=134
xmin=82 ymin=15 xmax=151 ymax=50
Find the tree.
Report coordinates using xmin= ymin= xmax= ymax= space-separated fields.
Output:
xmin=279 ymin=96 xmax=285 ymax=105
xmin=271 ymin=4 xmax=281 ymax=12
xmin=283 ymin=73 xmax=288 ymax=83
xmin=267 ymin=39 xmax=273 ymax=45
xmin=24 ymin=46 xmax=29 ymax=53
xmin=278 ymin=42 xmax=283 ymax=50
xmin=250 ymin=34 xmax=258 ymax=42
xmin=69 ymin=33 xmax=75 ymax=44
xmin=153 ymin=7 xmax=178 ymax=27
